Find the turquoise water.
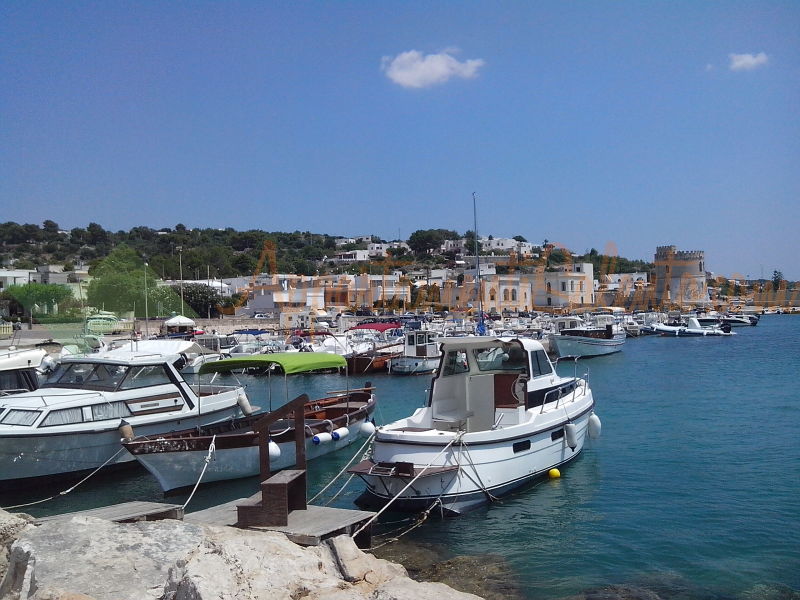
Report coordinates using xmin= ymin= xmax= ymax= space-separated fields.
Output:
xmin=5 ymin=316 xmax=799 ymax=599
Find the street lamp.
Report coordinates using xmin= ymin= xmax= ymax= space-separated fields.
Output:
xmin=143 ymin=259 xmax=150 ymax=338
xmin=177 ymin=246 xmax=185 ymax=315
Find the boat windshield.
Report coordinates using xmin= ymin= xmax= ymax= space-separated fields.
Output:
xmin=472 ymin=344 xmax=528 ymax=373
xmin=43 ymin=362 xmax=131 ymax=391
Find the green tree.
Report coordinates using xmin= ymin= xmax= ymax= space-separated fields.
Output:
xmin=176 ymin=283 xmax=221 ymax=317
xmin=5 ymin=282 xmax=72 ymax=314
xmin=86 ymin=245 xmax=147 ymax=314
xmin=772 ymin=270 xmax=784 ymax=290
xmin=407 ymin=229 xmax=459 ymax=255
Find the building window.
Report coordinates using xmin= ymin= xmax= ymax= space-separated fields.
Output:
xmin=503 ymin=289 xmax=509 ymax=301
xmin=561 ymin=282 xmax=566 ymax=292
xmin=547 ymin=297 xmax=552 ymax=306
xmin=546 ymin=282 xmax=551 ymax=293
xmin=580 ymin=281 xmax=584 ymax=291
xmin=511 ymin=289 xmax=517 ymax=301
xmin=570 ymin=281 xmax=574 ymax=292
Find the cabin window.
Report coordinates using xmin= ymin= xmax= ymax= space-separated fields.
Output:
xmin=0 ymin=409 xmax=40 ymax=426
xmin=92 ymin=402 xmax=132 ymax=421
xmin=473 ymin=345 xmax=527 ymax=373
xmin=44 ymin=362 xmax=128 ymax=391
xmin=41 ymin=407 xmax=84 ymax=427
xmin=441 ymin=350 xmax=469 ymax=376
xmin=530 ymin=350 xmax=553 ymax=377
xmin=416 ymin=333 xmax=427 ymax=345
xmin=119 ymin=365 xmax=172 ymax=390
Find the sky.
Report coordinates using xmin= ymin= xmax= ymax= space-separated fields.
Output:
xmin=1 ymin=1 xmax=798 ymax=279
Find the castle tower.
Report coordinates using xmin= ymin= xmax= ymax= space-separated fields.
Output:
xmin=654 ymin=245 xmax=708 ymax=305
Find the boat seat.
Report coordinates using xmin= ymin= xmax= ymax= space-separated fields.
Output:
xmin=432 ymin=409 xmax=473 ymax=431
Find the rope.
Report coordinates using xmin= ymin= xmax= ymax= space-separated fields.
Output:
xmin=181 ymin=435 xmax=217 ymax=510
xmin=458 ymin=438 xmax=500 ymax=503
xmin=1 ymin=446 xmax=127 ymax=510
xmin=350 ymin=433 xmax=462 ymax=540
xmin=309 ymin=432 xmax=374 ymax=503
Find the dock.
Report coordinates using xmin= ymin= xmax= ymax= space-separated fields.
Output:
xmin=185 ymin=499 xmax=376 ymax=547
xmin=34 ymin=501 xmax=184 ymax=525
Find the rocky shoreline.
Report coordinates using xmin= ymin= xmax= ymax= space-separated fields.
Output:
xmin=0 ymin=508 xmax=481 ymax=600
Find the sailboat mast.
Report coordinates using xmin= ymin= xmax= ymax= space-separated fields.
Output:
xmin=473 ymin=192 xmax=485 ymax=334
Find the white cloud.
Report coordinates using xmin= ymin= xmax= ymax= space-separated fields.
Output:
xmin=381 ymin=49 xmax=485 ymax=89
xmin=705 ymin=63 xmax=714 ymax=72
xmin=728 ymin=52 xmax=769 ymax=71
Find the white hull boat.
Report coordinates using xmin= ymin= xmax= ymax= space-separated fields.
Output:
xmin=653 ymin=318 xmax=734 ymax=337
xmin=0 ymin=352 xmax=251 ymax=486
xmin=389 ymin=330 xmax=440 ymax=375
xmin=551 ymin=333 xmax=626 ymax=357
xmin=350 ymin=337 xmax=601 ymax=514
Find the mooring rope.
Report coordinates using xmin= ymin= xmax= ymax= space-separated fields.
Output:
xmin=1 ymin=446 xmax=127 ymax=511
xmin=309 ymin=431 xmax=375 ymax=504
xmin=350 ymin=432 xmax=462 ymax=540
xmin=181 ymin=435 xmax=217 ymax=511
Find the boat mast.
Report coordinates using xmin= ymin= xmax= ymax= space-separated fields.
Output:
xmin=473 ymin=192 xmax=485 ymax=335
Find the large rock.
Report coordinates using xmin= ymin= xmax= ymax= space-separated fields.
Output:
xmin=0 ymin=516 xmax=481 ymax=600
xmin=0 ymin=510 xmax=32 ymax=584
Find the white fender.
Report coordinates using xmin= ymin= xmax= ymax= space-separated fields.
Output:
xmin=588 ymin=413 xmax=602 ymax=439
xmin=565 ymin=423 xmax=578 ymax=451
xmin=331 ymin=427 xmax=350 ymax=441
xmin=312 ymin=432 xmax=333 ymax=445
xmin=360 ymin=421 xmax=376 ymax=436
xmin=268 ymin=440 xmax=281 ymax=459
xmin=118 ymin=420 xmax=134 ymax=442
xmin=237 ymin=392 xmax=255 ymax=416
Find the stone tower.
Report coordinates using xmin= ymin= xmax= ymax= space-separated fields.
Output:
xmin=654 ymin=245 xmax=709 ymax=305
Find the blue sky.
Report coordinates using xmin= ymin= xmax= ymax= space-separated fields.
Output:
xmin=2 ymin=2 xmax=798 ymax=279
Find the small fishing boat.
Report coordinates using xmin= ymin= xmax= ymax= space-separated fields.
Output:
xmin=388 ymin=330 xmax=441 ymax=374
xmin=548 ymin=316 xmax=626 ymax=358
xmin=653 ymin=317 xmax=734 ymax=337
xmin=349 ymin=336 xmax=600 ymax=514
xmin=122 ymin=353 xmax=377 ymax=493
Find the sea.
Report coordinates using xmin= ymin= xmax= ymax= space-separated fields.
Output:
xmin=4 ymin=315 xmax=799 ymax=599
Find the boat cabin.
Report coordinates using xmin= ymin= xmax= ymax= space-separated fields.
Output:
xmin=429 ymin=338 xmax=567 ymax=433
xmin=403 ymin=330 xmax=439 ymax=358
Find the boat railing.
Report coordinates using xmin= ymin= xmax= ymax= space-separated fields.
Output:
xmin=540 ymin=375 xmax=589 ymax=413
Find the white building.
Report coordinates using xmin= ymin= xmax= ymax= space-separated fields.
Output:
xmin=333 ymin=250 xmax=370 ymax=263
xmin=367 ymin=242 xmax=410 ymax=258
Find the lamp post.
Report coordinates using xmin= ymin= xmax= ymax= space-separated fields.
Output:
xmin=143 ymin=259 xmax=150 ymax=338
xmin=177 ymin=246 xmax=185 ymax=315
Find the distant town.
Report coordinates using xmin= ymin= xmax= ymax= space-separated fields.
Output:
xmin=0 ymin=221 xmax=796 ymax=326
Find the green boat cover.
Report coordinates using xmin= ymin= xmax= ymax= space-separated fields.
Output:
xmin=198 ymin=352 xmax=346 ymax=375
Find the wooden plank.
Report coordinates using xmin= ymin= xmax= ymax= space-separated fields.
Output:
xmin=35 ymin=501 xmax=184 ymax=524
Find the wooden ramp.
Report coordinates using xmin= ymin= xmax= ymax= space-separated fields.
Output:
xmin=186 ymin=500 xmax=376 ymax=548
xmin=34 ymin=501 xmax=183 ymax=525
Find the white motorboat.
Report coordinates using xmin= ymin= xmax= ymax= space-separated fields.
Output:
xmin=123 ymin=353 xmax=376 ymax=493
xmin=103 ymin=339 xmax=226 ymax=375
xmin=721 ymin=313 xmax=759 ymax=327
xmin=0 ymin=352 xmax=252 ymax=487
xmin=548 ymin=316 xmax=625 ymax=358
xmin=389 ymin=330 xmax=441 ymax=375
xmin=653 ymin=317 xmax=735 ymax=337
xmin=0 ymin=347 xmax=51 ymax=396
xmin=350 ymin=337 xmax=601 ymax=514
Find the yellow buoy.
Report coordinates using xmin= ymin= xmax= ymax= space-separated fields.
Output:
xmin=548 ymin=468 xmax=561 ymax=479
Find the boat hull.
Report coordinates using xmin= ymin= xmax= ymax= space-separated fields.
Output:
xmin=0 ymin=405 xmax=242 ymax=487
xmin=551 ymin=334 xmax=625 ymax=357
xmin=353 ymin=406 xmax=595 ymax=514
xmin=388 ymin=356 xmax=439 ymax=375
xmin=131 ymin=418 xmax=370 ymax=493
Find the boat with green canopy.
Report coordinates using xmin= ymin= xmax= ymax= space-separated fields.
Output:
xmin=123 ymin=352 xmax=376 ymax=493
xmin=198 ymin=352 xmax=347 ymax=376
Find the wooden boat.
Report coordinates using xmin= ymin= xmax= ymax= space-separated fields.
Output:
xmin=122 ymin=353 xmax=377 ymax=493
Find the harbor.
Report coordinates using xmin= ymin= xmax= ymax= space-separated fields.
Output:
xmin=1 ymin=314 xmax=797 ymax=599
